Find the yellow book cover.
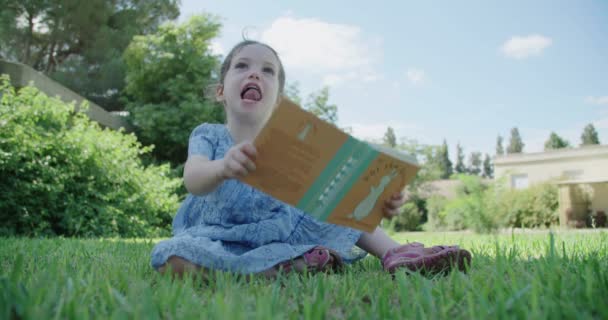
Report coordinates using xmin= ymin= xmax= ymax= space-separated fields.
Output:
xmin=240 ymin=98 xmax=420 ymax=232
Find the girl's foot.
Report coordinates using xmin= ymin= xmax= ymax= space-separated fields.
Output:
xmin=382 ymin=242 xmax=471 ymax=275
xmin=158 ymin=255 xmax=206 ymax=279
xmin=271 ymin=246 xmax=343 ymax=276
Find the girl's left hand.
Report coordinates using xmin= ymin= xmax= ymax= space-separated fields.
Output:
xmin=383 ymin=191 xmax=407 ymax=218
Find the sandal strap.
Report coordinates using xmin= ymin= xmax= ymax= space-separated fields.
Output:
xmin=275 ymin=246 xmax=344 ymax=275
xmin=382 ymin=243 xmax=470 ymax=274
xmin=303 ymin=246 xmax=343 ymax=271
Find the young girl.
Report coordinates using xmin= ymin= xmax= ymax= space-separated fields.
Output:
xmin=151 ymin=40 xmax=471 ymax=278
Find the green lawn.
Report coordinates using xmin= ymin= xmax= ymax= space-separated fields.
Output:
xmin=1 ymin=229 xmax=607 ymax=319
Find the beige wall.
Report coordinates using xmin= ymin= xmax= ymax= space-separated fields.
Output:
xmin=589 ymin=183 xmax=608 ymax=212
xmin=558 ymin=182 xmax=608 ymax=227
xmin=494 ymin=146 xmax=608 ymax=189
xmin=495 ymin=146 xmax=608 ymax=227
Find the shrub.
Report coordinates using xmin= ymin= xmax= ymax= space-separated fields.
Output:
xmin=424 ymin=195 xmax=448 ymax=230
xmin=427 ymin=175 xmax=503 ymax=233
xmin=496 ymin=182 xmax=559 ymax=228
xmin=429 ymin=175 xmax=559 ymax=232
xmin=0 ymin=75 xmax=181 ymax=237
xmin=388 ymin=202 xmax=423 ymax=232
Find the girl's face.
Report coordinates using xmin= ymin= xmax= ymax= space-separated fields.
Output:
xmin=217 ymin=44 xmax=281 ymax=125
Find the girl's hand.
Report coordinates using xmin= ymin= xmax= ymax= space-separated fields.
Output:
xmin=221 ymin=142 xmax=257 ymax=179
xmin=383 ymin=191 xmax=408 ymax=219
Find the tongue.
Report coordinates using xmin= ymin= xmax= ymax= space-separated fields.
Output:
xmin=243 ymin=88 xmax=261 ymax=101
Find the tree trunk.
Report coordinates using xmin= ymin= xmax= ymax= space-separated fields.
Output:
xmin=23 ymin=12 xmax=34 ymax=65
xmin=46 ymin=41 xmax=56 ymax=73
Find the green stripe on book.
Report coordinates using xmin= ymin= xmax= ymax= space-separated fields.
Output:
xmin=296 ymin=137 xmax=358 ymax=217
xmin=296 ymin=137 xmax=379 ymax=221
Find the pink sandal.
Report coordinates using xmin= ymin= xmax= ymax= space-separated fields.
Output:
xmin=382 ymin=242 xmax=471 ymax=275
xmin=276 ymin=246 xmax=343 ymax=274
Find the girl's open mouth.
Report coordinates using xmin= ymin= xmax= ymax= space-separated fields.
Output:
xmin=241 ymin=83 xmax=262 ymax=101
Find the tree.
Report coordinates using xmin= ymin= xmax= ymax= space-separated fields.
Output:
xmin=507 ymin=127 xmax=524 ymax=154
xmin=544 ymin=132 xmax=570 ymax=150
xmin=454 ymin=143 xmax=466 ymax=174
xmin=392 ymin=139 xmax=446 ymax=228
xmin=581 ymin=123 xmax=600 ymax=146
xmin=284 ymin=81 xmax=303 ymax=106
xmin=123 ymin=14 xmax=224 ymax=165
xmin=0 ymin=0 xmax=179 ymax=110
xmin=383 ymin=127 xmax=397 ymax=148
xmin=482 ymin=154 xmax=493 ymax=178
xmin=305 ymin=86 xmax=338 ymax=124
xmin=467 ymin=151 xmax=482 ymax=176
xmin=395 ymin=138 xmax=443 ymax=194
xmin=496 ymin=135 xmax=504 ymax=155
xmin=437 ymin=139 xmax=453 ymax=179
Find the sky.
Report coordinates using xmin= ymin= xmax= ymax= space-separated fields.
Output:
xmin=178 ymin=0 xmax=608 ymax=161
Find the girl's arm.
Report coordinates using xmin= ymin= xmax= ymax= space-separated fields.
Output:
xmin=184 ymin=142 xmax=257 ymax=196
xmin=183 ymin=156 xmax=226 ymax=195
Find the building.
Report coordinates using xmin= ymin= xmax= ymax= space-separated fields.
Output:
xmin=494 ymin=145 xmax=608 ymax=227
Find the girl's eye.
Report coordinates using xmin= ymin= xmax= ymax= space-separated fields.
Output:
xmin=234 ymin=62 xmax=247 ymax=69
xmin=263 ymin=67 xmax=275 ymax=75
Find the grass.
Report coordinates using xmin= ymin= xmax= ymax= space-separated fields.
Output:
xmin=1 ymin=229 xmax=607 ymax=319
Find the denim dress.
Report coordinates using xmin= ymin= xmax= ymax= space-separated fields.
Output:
xmin=150 ymin=123 xmax=366 ymax=274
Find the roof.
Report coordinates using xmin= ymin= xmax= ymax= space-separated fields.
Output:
xmin=556 ymin=178 xmax=608 ymax=185
xmin=494 ymin=144 xmax=608 ymax=166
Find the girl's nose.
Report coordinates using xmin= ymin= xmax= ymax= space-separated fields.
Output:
xmin=248 ymin=72 xmax=260 ymax=80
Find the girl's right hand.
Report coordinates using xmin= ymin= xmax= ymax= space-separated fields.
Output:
xmin=221 ymin=142 xmax=258 ymax=179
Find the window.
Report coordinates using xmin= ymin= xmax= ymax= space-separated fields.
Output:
xmin=511 ymin=174 xmax=529 ymax=189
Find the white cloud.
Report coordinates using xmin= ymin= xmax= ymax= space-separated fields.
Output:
xmin=209 ymin=40 xmax=225 ymax=55
xmin=594 ymin=117 xmax=608 ymax=129
xmin=500 ymin=34 xmax=552 ymax=59
xmin=585 ymin=96 xmax=608 ymax=105
xmin=260 ymin=16 xmax=381 ymax=87
xmin=406 ymin=68 xmax=427 ymax=85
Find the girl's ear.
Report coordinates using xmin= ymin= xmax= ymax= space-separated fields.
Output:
xmin=215 ymin=84 xmax=225 ymax=102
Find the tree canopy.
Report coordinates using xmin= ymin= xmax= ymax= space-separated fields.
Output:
xmin=122 ymin=14 xmax=224 ymax=165
xmin=507 ymin=127 xmax=524 ymax=154
xmin=581 ymin=123 xmax=600 ymax=146
xmin=0 ymin=0 xmax=180 ymax=110
xmin=544 ymin=132 xmax=570 ymax=150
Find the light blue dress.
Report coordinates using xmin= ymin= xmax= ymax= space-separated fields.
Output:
xmin=150 ymin=123 xmax=367 ymax=274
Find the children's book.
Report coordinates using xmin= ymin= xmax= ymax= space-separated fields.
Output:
xmin=239 ymin=98 xmax=420 ymax=232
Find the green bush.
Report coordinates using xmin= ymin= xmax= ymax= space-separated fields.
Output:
xmin=424 ymin=175 xmax=503 ymax=233
xmin=443 ymin=175 xmax=501 ymax=233
xmin=0 ymin=75 xmax=181 ymax=237
xmin=424 ymin=195 xmax=448 ymax=230
xmin=387 ymin=202 xmax=423 ymax=232
xmin=423 ymin=175 xmax=560 ymax=233
xmin=497 ymin=182 xmax=559 ymax=228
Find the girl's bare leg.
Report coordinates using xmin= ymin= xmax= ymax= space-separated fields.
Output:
xmin=158 ymin=256 xmax=204 ymax=278
xmin=356 ymin=227 xmax=400 ymax=258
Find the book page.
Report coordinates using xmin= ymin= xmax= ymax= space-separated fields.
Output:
xmin=240 ymin=98 xmax=420 ymax=232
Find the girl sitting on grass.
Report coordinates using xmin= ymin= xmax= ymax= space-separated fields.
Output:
xmin=151 ymin=40 xmax=471 ymax=278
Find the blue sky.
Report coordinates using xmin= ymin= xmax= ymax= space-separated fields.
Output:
xmin=179 ymin=0 xmax=608 ymax=160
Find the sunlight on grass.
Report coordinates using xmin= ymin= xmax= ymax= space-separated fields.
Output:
xmin=1 ymin=230 xmax=607 ymax=319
